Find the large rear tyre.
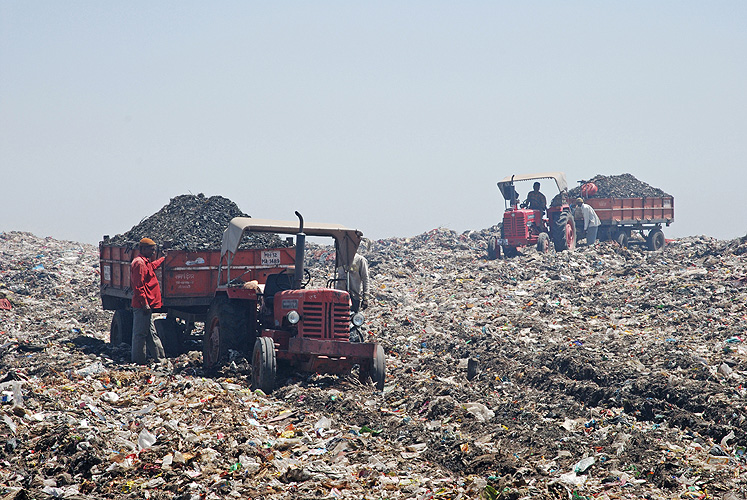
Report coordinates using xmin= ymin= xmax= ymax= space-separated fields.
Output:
xmin=537 ymin=232 xmax=550 ymax=253
xmin=360 ymin=344 xmax=386 ymax=391
xmin=203 ymin=296 xmax=247 ymax=371
xmin=110 ymin=310 xmax=133 ymax=346
xmin=252 ymin=337 xmax=276 ymax=394
xmin=647 ymin=228 xmax=665 ymax=251
xmin=553 ymin=211 xmax=576 ymax=252
xmin=155 ymin=316 xmax=181 ymax=357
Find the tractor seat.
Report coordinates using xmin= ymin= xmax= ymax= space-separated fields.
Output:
xmin=263 ymin=272 xmax=294 ymax=310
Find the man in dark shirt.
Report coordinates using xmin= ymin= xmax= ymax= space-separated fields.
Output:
xmin=525 ymin=182 xmax=547 ymax=211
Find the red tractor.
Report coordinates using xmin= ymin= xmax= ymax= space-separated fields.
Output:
xmin=211 ymin=213 xmax=385 ymax=393
xmin=99 ymin=213 xmax=385 ymax=393
xmin=488 ymin=172 xmax=577 ymax=259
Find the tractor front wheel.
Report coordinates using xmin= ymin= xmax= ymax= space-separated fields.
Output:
xmin=360 ymin=344 xmax=386 ymax=391
xmin=252 ymin=337 xmax=276 ymax=394
xmin=537 ymin=232 xmax=550 ymax=253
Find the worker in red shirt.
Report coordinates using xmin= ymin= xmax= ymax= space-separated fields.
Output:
xmin=131 ymin=237 xmax=166 ymax=364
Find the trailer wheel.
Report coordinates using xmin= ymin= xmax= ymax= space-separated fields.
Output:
xmin=252 ymin=337 xmax=276 ymax=394
xmin=155 ymin=316 xmax=181 ymax=357
xmin=614 ymin=229 xmax=630 ymax=248
xmin=553 ymin=211 xmax=576 ymax=252
xmin=537 ymin=232 xmax=550 ymax=253
xmin=203 ymin=296 xmax=246 ymax=371
xmin=360 ymin=344 xmax=386 ymax=391
xmin=647 ymin=228 xmax=665 ymax=251
xmin=110 ymin=310 xmax=133 ymax=346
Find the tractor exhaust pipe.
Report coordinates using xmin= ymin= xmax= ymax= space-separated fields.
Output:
xmin=294 ymin=211 xmax=305 ymax=289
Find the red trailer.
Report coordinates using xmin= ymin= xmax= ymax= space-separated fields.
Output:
xmin=578 ymin=192 xmax=674 ymax=250
xmin=99 ymin=240 xmax=294 ymax=354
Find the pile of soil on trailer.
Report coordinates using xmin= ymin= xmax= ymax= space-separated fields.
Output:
xmin=106 ymin=193 xmax=289 ymax=250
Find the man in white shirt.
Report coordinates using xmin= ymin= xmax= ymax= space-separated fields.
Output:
xmin=576 ymin=198 xmax=601 ymax=246
xmin=336 ymin=253 xmax=370 ymax=312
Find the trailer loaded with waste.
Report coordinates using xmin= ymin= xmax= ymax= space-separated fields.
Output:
xmin=571 ymin=173 xmax=674 ymax=250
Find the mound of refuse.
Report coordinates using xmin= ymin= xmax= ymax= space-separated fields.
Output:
xmin=551 ymin=173 xmax=670 ymax=206
xmin=107 ymin=194 xmax=288 ymax=250
xmin=572 ymin=173 xmax=670 ymax=198
xmin=1 ymin=228 xmax=746 ymax=499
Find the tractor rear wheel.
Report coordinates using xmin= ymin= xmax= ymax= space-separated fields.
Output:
xmin=252 ymin=337 xmax=276 ymax=394
xmin=553 ymin=211 xmax=576 ymax=252
xmin=537 ymin=232 xmax=550 ymax=253
xmin=647 ymin=228 xmax=665 ymax=251
xmin=203 ymin=296 xmax=246 ymax=371
xmin=110 ymin=309 xmax=133 ymax=346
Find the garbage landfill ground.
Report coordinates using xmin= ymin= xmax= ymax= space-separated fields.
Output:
xmin=1 ymin=227 xmax=746 ymax=500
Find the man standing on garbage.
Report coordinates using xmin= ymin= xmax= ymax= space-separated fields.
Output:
xmin=576 ymin=198 xmax=601 ymax=246
xmin=336 ymin=251 xmax=370 ymax=313
xmin=130 ymin=237 xmax=166 ymax=364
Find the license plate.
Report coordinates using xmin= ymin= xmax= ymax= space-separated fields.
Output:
xmin=261 ymin=250 xmax=281 ymax=266
xmin=496 ymin=239 xmax=509 ymax=245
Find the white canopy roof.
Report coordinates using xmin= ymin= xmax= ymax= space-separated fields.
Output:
xmin=221 ymin=217 xmax=363 ymax=269
xmin=496 ymin=172 xmax=569 ymax=199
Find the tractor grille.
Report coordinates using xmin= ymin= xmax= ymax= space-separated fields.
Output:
xmin=503 ymin=212 xmax=527 ymax=237
xmin=301 ymin=301 xmax=350 ymax=340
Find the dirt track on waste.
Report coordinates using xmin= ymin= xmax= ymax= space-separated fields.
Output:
xmin=0 ymin=229 xmax=746 ymax=499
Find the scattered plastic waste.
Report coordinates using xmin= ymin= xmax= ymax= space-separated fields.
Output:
xmin=1 ymin=207 xmax=746 ymax=498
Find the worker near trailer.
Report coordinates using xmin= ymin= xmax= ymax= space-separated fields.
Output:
xmin=335 ymin=251 xmax=370 ymax=312
xmin=130 ymin=237 xmax=166 ymax=364
xmin=524 ymin=182 xmax=547 ymax=211
xmin=576 ymin=198 xmax=601 ymax=246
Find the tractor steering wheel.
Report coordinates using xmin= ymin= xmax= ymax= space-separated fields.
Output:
xmin=301 ymin=269 xmax=312 ymax=288
xmin=277 ymin=268 xmax=312 ymax=288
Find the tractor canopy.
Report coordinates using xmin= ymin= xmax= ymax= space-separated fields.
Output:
xmin=497 ymin=172 xmax=569 ymax=201
xmin=221 ymin=217 xmax=363 ymax=270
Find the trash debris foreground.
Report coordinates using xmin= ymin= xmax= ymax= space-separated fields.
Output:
xmin=1 ymin=228 xmax=746 ymax=499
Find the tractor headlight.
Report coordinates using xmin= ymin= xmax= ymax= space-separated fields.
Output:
xmin=286 ymin=310 xmax=300 ymax=325
xmin=352 ymin=312 xmax=365 ymax=327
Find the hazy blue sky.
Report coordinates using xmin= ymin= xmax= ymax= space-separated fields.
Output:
xmin=1 ymin=2 xmax=745 ymax=245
